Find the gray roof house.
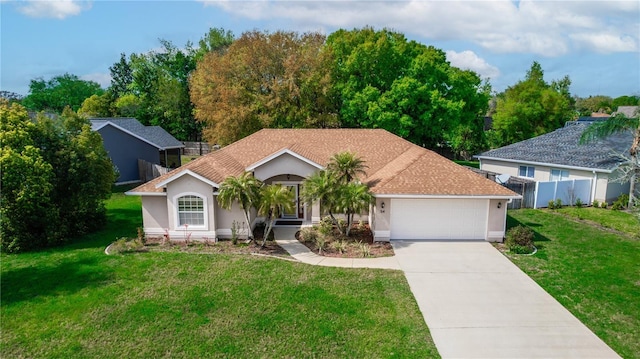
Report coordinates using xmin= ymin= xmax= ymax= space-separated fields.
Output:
xmin=91 ymin=118 xmax=184 ymax=184
xmin=476 ymin=122 xmax=633 ymax=204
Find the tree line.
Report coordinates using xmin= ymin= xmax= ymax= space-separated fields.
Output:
xmin=6 ymin=27 xmax=639 ymax=155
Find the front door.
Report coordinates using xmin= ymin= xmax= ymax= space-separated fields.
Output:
xmin=282 ymin=184 xmax=298 ymax=218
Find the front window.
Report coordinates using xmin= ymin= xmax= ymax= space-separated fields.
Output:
xmin=550 ymin=169 xmax=569 ymax=181
xmin=178 ymin=195 xmax=204 ymax=226
xmin=519 ymin=166 xmax=535 ymax=178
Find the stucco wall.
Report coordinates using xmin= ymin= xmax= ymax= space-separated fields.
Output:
xmin=98 ymin=125 xmax=159 ymax=183
xmin=253 ymin=153 xmax=320 ymax=181
xmin=373 ymin=198 xmax=391 ymax=241
xmin=141 ymin=196 xmax=169 ymax=236
xmin=164 ymin=174 xmax=216 ymax=239
xmin=214 ymin=198 xmax=249 ymax=239
xmin=487 ymin=199 xmax=506 ymax=242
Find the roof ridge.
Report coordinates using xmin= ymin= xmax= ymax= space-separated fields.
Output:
xmin=366 ymin=145 xmax=425 ymax=189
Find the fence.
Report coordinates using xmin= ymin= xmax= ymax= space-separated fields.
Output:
xmin=138 ymin=159 xmax=169 ymax=182
xmin=504 ymin=181 xmax=536 ymax=209
xmin=534 ymin=179 xmax=592 ymax=208
xmin=182 ymin=141 xmax=217 ymax=156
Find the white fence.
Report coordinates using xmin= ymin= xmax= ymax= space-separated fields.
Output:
xmin=534 ymin=179 xmax=592 ymax=208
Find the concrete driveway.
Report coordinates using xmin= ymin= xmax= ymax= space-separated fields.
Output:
xmin=392 ymin=240 xmax=620 ymax=359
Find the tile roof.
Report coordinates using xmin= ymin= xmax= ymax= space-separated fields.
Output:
xmin=614 ymin=106 xmax=639 ymax=118
xmin=476 ymin=123 xmax=632 ymax=171
xmin=90 ymin=118 xmax=184 ymax=150
xmin=131 ymin=129 xmax=516 ymax=197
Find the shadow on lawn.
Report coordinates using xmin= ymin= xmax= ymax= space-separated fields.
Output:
xmin=62 ymin=207 xmax=141 ymax=251
xmin=1 ymin=256 xmax=113 ymax=306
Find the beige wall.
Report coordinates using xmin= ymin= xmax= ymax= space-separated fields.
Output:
xmin=254 ymin=153 xmax=319 ymax=181
xmin=372 ymin=198 xmax=391 ymax=241
xmin=214 ymin=198 xmax=250 ymax=239
xmin=141 ymin=196 xmax=169 ymax=236
xmin=487 ymin=199 xmax=507 ymax=242
xmin=479 ymin=159 xmax=617 ymax=203
xmin=164 ymin=174 xmax=217 ymax=239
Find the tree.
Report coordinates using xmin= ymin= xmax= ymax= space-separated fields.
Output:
xmin=326 ymin=151 xmax=368 ymax=183
xmin=301 ymin=152 xmax=372 ymax=236
xmin=327 ymin=27 xmax=490 ymax=154
xmin=22 ymin=73 xmax=104 ymax=113
xmin=258 ymin=184 xmax=294 ymax=247
xmin=580 ymin=112 xmax=640 ymax=208
xmin=574 ymin=95 xmax=613 ymax=116
xmin=109 ymin=53 xmax=133 ymax=99
xmin=0 ymin=100 xmax=115 ymax=253
xmin=491 ymin=62 xmax=574 ymax=147
xmin=335 ymin=182 xmax=372 ymax=236
xmin=0 ymin=91 xmax=24 ymax=103
xmin=612 ymin=95 xmax=640 ymax=110
xmin=78 ymin=93 xmax=112 ymax=117
xmin=217 ymin=172 xmax=262 ymax=241
xmin=194 ymin=27 xmax=235 ymax=61
xmin=190 ymin=30 xmax=337 ymax=145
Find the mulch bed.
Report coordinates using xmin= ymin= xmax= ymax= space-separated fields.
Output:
xmin=141 ymin=233 xmax=289 ymax=257
xmin=296 ymin=225 xmax=394 ymax=258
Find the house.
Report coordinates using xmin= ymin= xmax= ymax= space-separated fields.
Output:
xmin=90 ymin=118 xmax=184 ymax=184
xmin=476 ymin=122 xmax=632 ymax=205
xmin=126 ymin=129 xmax=518 ymax=242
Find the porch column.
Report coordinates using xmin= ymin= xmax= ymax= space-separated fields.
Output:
xmin=311 ymin=201 xmax=321 ymax=224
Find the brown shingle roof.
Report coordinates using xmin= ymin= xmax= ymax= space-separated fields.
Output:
xmin=130 ymin=129 xmax=516 ymax=197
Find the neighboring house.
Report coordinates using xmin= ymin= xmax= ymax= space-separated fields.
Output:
xmin=126 ymin=129 xmax=519 ymax=242
xmin=614 ymin=105 xmax=639 ymax=118
xmin=91 ymin=118 xmax=184 ymax=184
xmin=476 ymin=122 xmax=632 ymax=204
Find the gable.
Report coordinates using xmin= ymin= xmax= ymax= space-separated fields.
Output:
xmin=247 ymin=150 xmax=323 ymax=181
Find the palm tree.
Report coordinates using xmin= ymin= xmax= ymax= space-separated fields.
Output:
xmin=300 ymin=170 xmax=340 ymax=223
xmin=335 ymin=182 xmax=373 ymax=236
xmin=258 ymin=184 xmax=295 ymax=247
xmin=217 ymin=172 xmax=262 ymax=241
xmin=327 ymin=151 xmax=368 ymax=184
xmin=580 ymin=112 xmax=640 ymax=208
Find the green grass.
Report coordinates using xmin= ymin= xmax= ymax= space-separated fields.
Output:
xmin=553 ymin=207 xmax=639 ymax=237
xmin=454 ymin=160 xmax=479 ymax=168
xmin=507 ymin=209 xmax=640 ymax=359
xmin=1 ymin=191 xmax=438 ymax=358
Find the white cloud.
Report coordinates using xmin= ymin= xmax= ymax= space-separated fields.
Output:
xmin=445 ymin=50 xmax=500 ymax=79
xmin=81 ymin=72 xmax=111 ymax=89
xmin=199 ymin=0 xmax=640 ymax=56
xmin=17 ymin=0 xmax=91 ymax=20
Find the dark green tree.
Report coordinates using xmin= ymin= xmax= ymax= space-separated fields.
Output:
xmin=326 ymin=27 xmax=490 ymax=155
xmin=109 ymin=52 xmax=133 ymax=99
xmin=22 ymin=73 xmax=104 ymax=113
xmin=491 ymin=62 xmax=574 ymax=147
xmin=0 ymin=100 xmax=115 ymax=253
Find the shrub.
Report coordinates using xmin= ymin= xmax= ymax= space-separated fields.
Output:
xmin=110 ymin=237 xmax=145 ymax=254
xmin=231 ymin=220 xmax=239 ymax=244
xmin=592 ymin=199 xmax=599 ymax=208
xmin=505 ymin=225 xmax=535 ymax=254
xmin=555 ymin=198 xmax=563 ymax=209
xmin=575 ymin=198 xmax=583 ymax=208
xmin=356 ymin=240 xmax=371 ymax=258
xmin=315 ymin=235 xmax=327 ymax=255
xmin=319 ymin=216 xmax=333 ymax=236
xmin=612 ymin=194 xmax=629 ymax=211
xmin=331 ymin=240 xmax=348 ymax=254
xmin=547 ymin=200 xmax=555 ymax=209
xmin=601 ymin=201 xmax=608 ymax=209
xmin=299 ymin=227 xmax=319 ymax=243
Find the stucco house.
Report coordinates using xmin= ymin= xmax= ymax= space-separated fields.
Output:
xmin=126 ymin=129 xmax=519 ymax=242
xmin=476 ymin=120 xmax=632 ymax=204
xmin=91 ymin=118 xmax=184 ymax=184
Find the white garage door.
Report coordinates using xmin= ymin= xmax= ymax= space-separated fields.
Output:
xmin=390 ymin=198 xmax=488 ymax=240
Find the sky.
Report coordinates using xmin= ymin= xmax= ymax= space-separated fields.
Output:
xmin=1 ymin=0 xmax=639 ymax=98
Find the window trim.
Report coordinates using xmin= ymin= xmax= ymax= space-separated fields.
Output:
xmin=518 ymin=165 xmax=535 ymax=178
xmin=173 ymin=193 xmax=208 ymax=230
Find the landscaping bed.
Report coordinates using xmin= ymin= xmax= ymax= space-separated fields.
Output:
xmin=296 ymin=223 xmax=394 ymax=258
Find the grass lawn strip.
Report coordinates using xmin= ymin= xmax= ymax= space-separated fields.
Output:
xmin=507 ymin=209 xmax=640 ymax=359
xmin=1 ymin=191 xmax=439 ymax=358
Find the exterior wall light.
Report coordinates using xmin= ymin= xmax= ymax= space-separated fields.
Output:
xmin=497 ymin=202 xmax=502 ymax=209
xmin=381 ymin=201 xmax=385 ymax=213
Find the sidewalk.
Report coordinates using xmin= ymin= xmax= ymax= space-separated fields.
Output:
xmin=272 ymin=227 xmax=401 ymax=270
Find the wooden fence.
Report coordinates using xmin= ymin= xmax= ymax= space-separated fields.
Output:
xmin=466 ymin=167 xmax=536 ymax=209
xmin=138 ymin=159 xmax=169 ymax=182
xmin=182 ymin=141 xmax=218 ymax=156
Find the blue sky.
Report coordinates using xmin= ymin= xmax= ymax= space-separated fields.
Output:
xmin=1 ymin=0 xmax=639 ymax=98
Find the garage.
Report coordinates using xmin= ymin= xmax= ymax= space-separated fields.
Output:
xmin=390 ymin=198 xmax=488 ymax=240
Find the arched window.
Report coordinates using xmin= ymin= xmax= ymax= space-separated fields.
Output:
xmin=177 ymin=195 xmax=204 ymax=226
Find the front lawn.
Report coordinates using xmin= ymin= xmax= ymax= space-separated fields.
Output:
xmin=1 ymin=191 xmax=438 ymax=358
xmin=506 ymin=209 xmax=640 ymax=359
